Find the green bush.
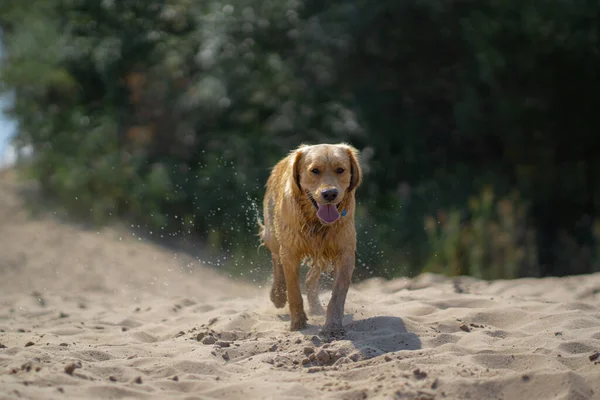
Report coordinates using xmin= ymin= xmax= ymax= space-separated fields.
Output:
xmin=424 ymin=187 xmax=537 ymax=280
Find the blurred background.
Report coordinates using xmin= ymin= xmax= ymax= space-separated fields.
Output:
xmin=1 ymin=0 xmax=599 ymax=283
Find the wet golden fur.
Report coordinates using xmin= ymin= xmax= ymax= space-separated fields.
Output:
xmin=259 ymin=143 xmax=362 ymax=333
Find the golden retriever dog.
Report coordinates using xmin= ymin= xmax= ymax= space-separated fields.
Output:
xmin=259 ymin=143 xmax=362 ymax=335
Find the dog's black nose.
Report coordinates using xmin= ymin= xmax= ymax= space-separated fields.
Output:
xmin=321 ymin=188 xmax=339 ymax=202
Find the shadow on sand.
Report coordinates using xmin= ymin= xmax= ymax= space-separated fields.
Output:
xmin=278 ymin=312 xmax=422 ymax=357
xmin=343 ymin=315 xmax=421 ymax=354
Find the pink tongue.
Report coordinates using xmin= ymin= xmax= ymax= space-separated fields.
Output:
xmin=317 ymin=204 xmax=340 ymax=224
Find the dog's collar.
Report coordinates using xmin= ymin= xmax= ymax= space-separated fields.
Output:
xmin=306 ymin=191 xmax=347 ymax=217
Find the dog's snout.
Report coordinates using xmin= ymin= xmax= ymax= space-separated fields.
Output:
xmin=321 ymin=188 xmax=339 ymax=202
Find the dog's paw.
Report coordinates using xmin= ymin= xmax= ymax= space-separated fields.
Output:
xmin=289 ymin=312 xmax=308 ymax=331
xmin=309 ymin=303 xmax=325 ymax=316
xmin=321 ymin=324 xmax=346 ymax=338
xmin=270 ymin=288 xmax=287 ymax=308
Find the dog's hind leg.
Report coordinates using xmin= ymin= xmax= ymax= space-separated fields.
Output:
xmin=306 ymin=263 xmax=325 ymax=316
xmin=270 ymin=254 xmax=287 ymax=308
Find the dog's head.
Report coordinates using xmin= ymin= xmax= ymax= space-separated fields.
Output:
xmin=290 ymin=143 xmax=362 ymax=224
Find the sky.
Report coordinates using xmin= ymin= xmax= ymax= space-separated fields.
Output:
xmin=0 ymin=32 xmax=18 ymax=167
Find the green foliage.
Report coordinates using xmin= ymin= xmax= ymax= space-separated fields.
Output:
xmin=424 ymin=187 xmax=537 ymax=280
xmin=2 ymin=0 xmax=600 ymax=279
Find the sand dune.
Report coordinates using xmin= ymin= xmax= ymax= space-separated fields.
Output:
xmin=1 ymin=171 xmax=600 ymax=400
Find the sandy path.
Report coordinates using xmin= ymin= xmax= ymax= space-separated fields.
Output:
xmin=1 ymin=170 xmax=600 ymax=400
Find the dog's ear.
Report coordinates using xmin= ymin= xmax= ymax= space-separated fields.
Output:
xmin=290 ymin=146 xmax=306 ymax=196
xmin=346 ymin=145 xmax=362 ymax=192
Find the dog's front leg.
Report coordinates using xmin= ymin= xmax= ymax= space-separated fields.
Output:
xmin=281 ymin=252 xmax=308 ymax=331
xmin=270 ymin=254 xmax=287 ymax=308
xmin=322 ymin=251 xmax=355 ymax=336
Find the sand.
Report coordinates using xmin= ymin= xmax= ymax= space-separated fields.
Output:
xmin=1 ymin=169 xmax=600 ymax=400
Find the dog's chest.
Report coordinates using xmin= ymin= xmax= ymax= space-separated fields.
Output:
xmin=298 ymin=224 xmax=340 ymax=256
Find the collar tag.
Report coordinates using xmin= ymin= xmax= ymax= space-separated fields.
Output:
xmin=341 ymin=209 xmax=347 ymax=217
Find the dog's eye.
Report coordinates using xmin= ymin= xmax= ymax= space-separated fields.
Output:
xmin=336 ymin=168 xmax=345 ymax=174
xmin=311 ymin=168 xmax=320 ymax=175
